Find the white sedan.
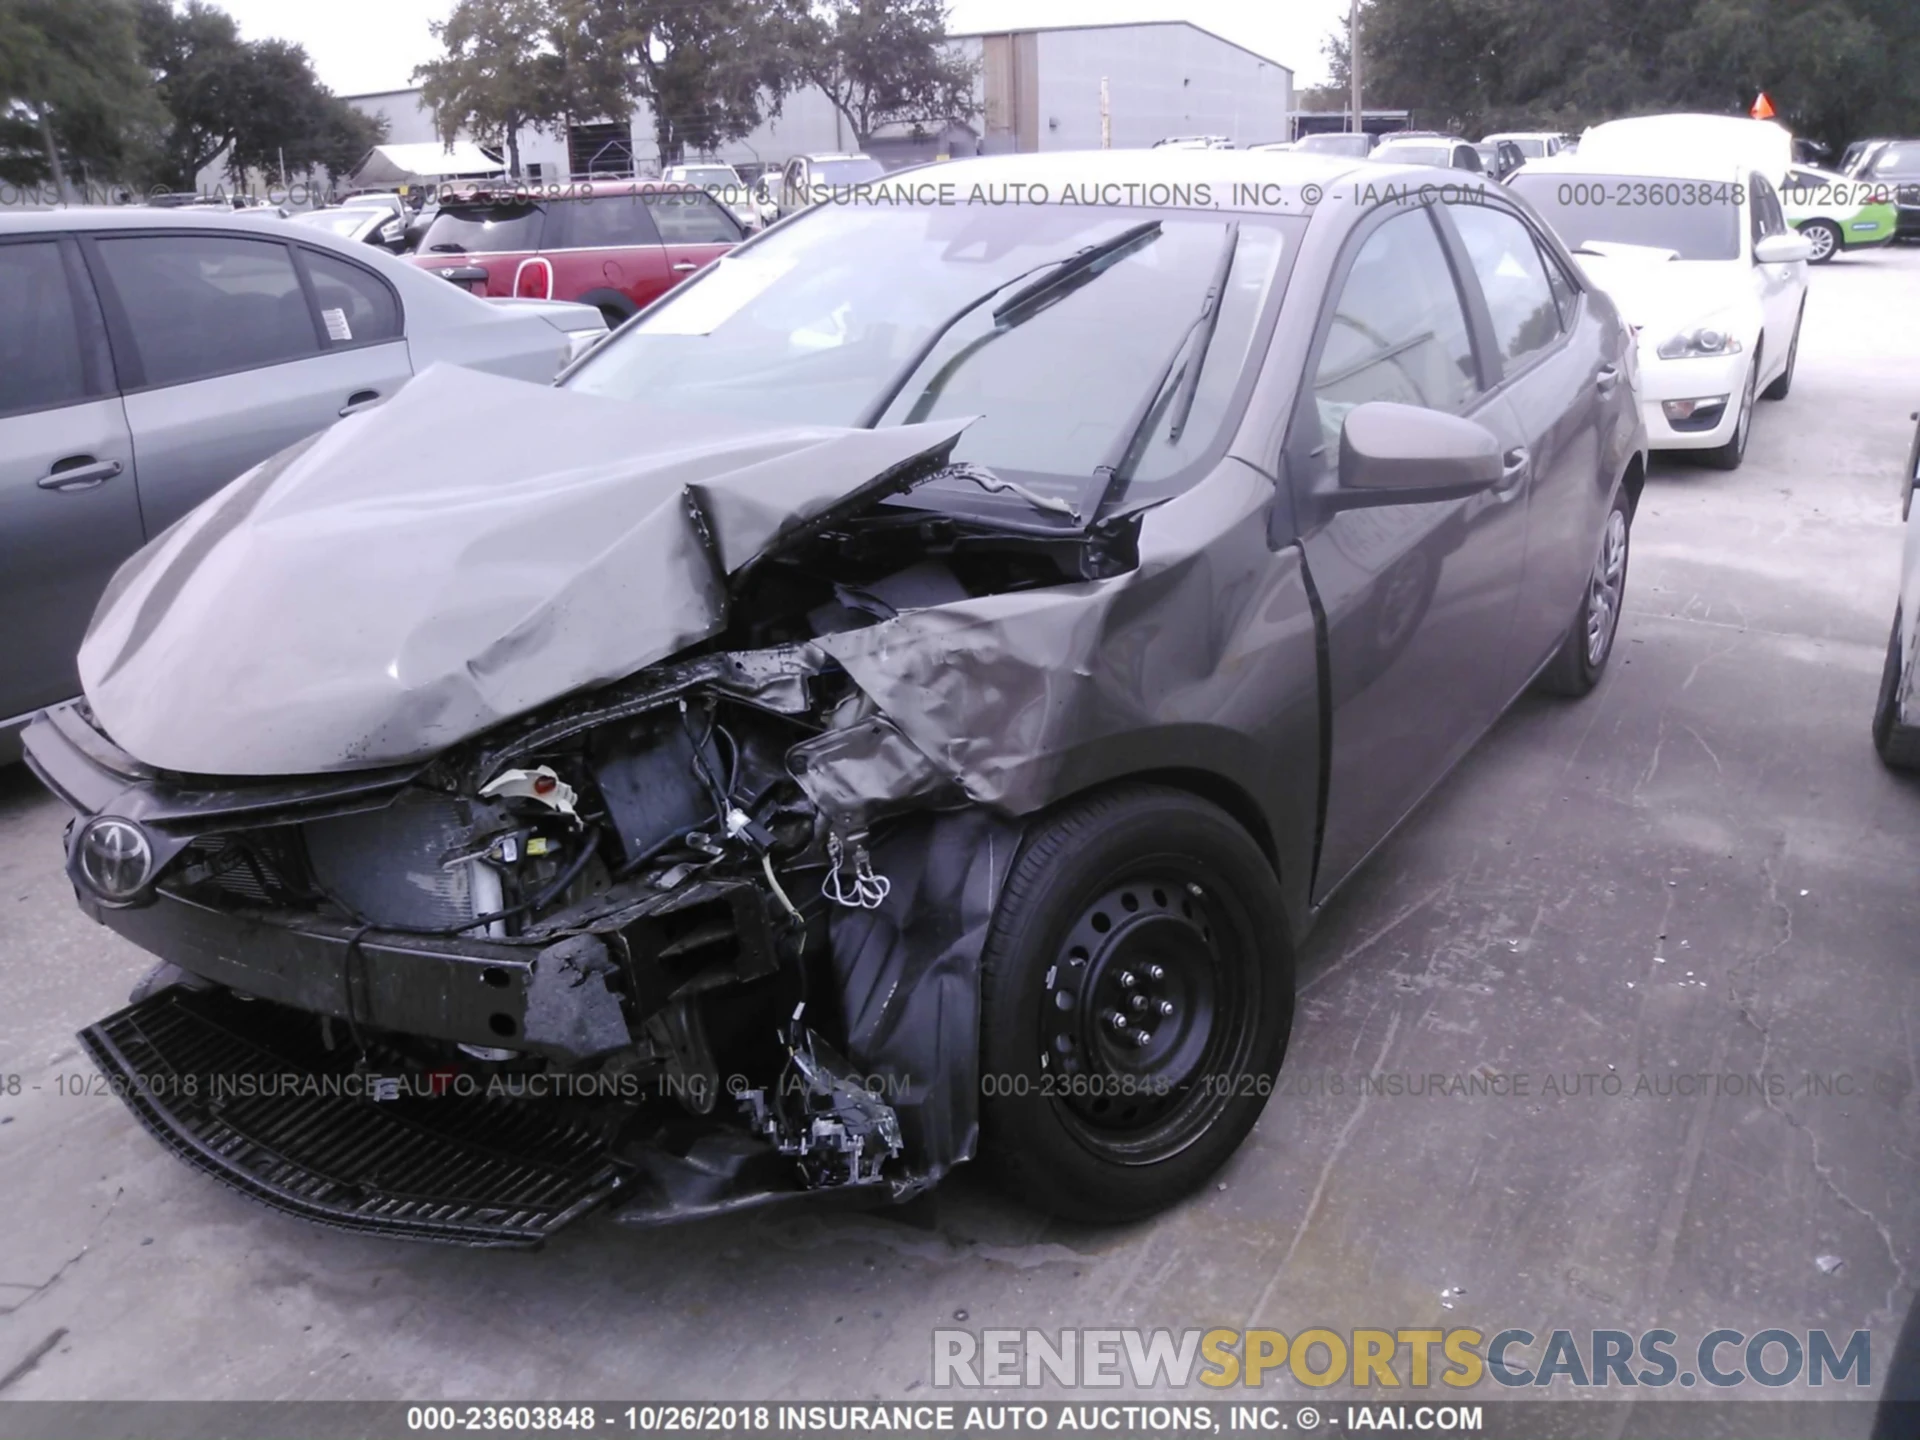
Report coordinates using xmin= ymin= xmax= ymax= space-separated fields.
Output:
xmin=1511 ymin=160 xmax=1810 ymax=469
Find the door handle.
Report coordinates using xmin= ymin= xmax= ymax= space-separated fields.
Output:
xmin=1595 ymin=364 xmax=1621 ymax=394
xmin=339 ymin=390 xmax=383 ymax=417
xmin=671 ymin=260 xmax=699 ymax=272
xmin=36 ymin=457 xmax=123 ymax=492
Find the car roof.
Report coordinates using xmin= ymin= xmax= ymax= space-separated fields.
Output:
xmin=0 ymin=205 xmax=339 ymax=235
xmin=434 ymin=178 xmax=716 ymax=204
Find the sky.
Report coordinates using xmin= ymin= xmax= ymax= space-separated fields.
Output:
xmin=210 ymin=0 xmax=1349 ymax=100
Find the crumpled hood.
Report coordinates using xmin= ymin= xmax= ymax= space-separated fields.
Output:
xmin=1571 ymin=251 xmax=1754 ymax=334
xmin=79 ymin=365 xmax=968 ymax=776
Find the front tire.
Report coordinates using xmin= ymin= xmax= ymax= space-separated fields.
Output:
xmin=978 ymin=785 xmax=1293 ymax=1222
xmin=1872 ymin=613 xmax=1920 ymax=769
xmin=1537 ymin=491 xmax=1630 ymax=697
xmin=1699 ymin=359 xmax=1757 ymax=470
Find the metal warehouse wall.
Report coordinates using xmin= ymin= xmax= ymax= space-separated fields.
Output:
xmin=1030 ymin=24 xmax=1293 ymax=151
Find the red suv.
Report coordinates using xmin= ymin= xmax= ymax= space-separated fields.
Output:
xmin=409 ymin=180 xmax=745 ymax=328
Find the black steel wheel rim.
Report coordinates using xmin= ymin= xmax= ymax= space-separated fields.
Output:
xmin=1038 ymin=870 xmax=1257 ymax=1163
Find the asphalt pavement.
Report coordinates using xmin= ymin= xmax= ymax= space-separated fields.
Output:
xmin=3 ymin=243 xmax=1920 ymax=1414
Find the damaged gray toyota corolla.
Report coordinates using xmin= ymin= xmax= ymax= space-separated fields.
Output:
xmin=25 ymin=152 xmax=1647 ymax=1246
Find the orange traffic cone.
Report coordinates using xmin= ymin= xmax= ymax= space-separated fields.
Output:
xmin=1751 ymin=92 xmax=1776 ymax=120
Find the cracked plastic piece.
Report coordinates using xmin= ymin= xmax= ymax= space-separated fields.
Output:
xmin=741 ymin=1017 xmax=903 ymax=1190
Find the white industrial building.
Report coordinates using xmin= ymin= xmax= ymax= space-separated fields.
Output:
xmin=337 ymin=20 xmax=1292 ymax=187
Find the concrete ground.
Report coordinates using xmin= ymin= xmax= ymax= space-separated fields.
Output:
xmin=4 ymin=245 xmax=1920 ymax=1417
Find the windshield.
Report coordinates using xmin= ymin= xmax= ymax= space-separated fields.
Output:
xmin=1377 ymin=143 xmax=1451 ymax=167
xmin=1297 ymin=133 xmax=1370 ymax=156
xmin=813 ymin=158 xmax=886 ymax=185
xmin=420 ymin=202 xmax=543 ymax=253
xmin=293 ymin=208 xmax=379 ymax=238
xmin=1507 ymin=174 xmax=1743 ymax=260
xmin=565 ymin=203 xmax=1297 ymax=515
xmin=1869 ymin=143 xmax=1920 ymax=179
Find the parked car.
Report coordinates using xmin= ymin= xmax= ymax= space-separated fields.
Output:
xmin=409 ymin=180 xmax=745 ymax=328
xmin=1371 ymin=133 xmax=1487 ymax=172
xmin=1476 ymin=139 xmax=1528 ymax=180
xmin=1511 ymin=154 xmax=1810 ymax=469
xmin=1290 ymin=132 xmax=1377 ymax=158
xmin=284 ymin=204 xmax=408 ymax=251
xmin=1483 ymin=131 xmax=1569 ymax=160
xmin=772 ymin=153 xmax=888 ymax=219
xmin=1854 ymin=141 xmax=1920 ymax=239
xmin=1873 ymin=408 xmax=1920 ymax=767
xmin=0 ymin=209 xmax=606 ymax=759
xmin=662 ymin=161 xmax=761 ymax=232
xmin=1780 ymin=164 xmax=1898 ymax=261
xmin=25 ymin=148 xmax=1645 ymax=1245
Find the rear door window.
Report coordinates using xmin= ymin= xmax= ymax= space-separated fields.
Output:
xmin=1447 ymin=205 xmax=1564 ymax=370
xmin=552 ymin=194 xmax=662 ymax=249
xmin=302 ymin=249 xmax=402 ymax=345
xmin=93 ymin=233 xmax=320 ymax=388
xmin=420 ymin=203 xmax=546 ymax=255
xmin=644 ymin=192 xmax=743 ymax=244
xmin=0 ymin=241 xmax=91 ymax=417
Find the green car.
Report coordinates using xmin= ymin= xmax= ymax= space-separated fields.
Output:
xmin=1782 ymin=164 xmax=1898 ymax=262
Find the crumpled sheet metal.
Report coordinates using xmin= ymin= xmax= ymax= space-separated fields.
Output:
xmin=815 ymin=459 xmax=1312 ymax=817
xmin=826 ymin=808 xmax=1020 ymax=1180
xmin=77 ymin=365 xmax=968 ymax=776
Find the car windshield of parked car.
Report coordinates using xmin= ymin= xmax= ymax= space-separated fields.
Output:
xmin=1868 ymin=143 xmax=1920 ymax=178
xmin=1377 ymin=143 xmax=1452 ymax=167
xmin=813 ymin=157 xmax=886 ymax=186
xmin=1296 ymin=134 xmax=1367 ymax=156
xmin=1507 ymin=174 xmax=1742 ymax=260
xmin=565 ymin=202 xmax=1297 ymax=514
xmin=420 ymin=201 xmax=544 ymax=253
xmin=292 ymin=208 xmax=380 ymax=238
xmin=674 ymin=166 xmax=742 ymax=188
xmin=1506 ymin=136 xmax=1550 ymax=157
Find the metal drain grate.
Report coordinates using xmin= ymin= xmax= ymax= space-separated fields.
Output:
xmin=81 ymin=988 xmax=628 ymax=1247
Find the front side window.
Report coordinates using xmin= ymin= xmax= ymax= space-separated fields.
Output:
xmin=1309 ymin=208 xmax=1480 ymax=452
xmin=0 ymin=242 xmax=89 ymax=417
xmin=1448 ymin=205 xmax=1562 ymax=368
xmin=555 ymin=194 xmax=661 ymax=249
xmin=644 ymin=192 xmax=743 ymax=245
xmin=566 ymin=202 xmax=1298 ymax=514
xmin=94 ymin=234 xmax=318 ymax=388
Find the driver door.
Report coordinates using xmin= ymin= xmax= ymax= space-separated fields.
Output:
xmin=1285 ymin=205 xmax=1530 ymax=901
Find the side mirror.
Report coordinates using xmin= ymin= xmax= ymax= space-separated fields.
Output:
xmin=1329 ymin=401 xmax=1504 ymax=508
xmin=1755 ymin=231 xmax=1813 ymax=265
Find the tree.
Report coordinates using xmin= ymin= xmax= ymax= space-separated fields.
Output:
xmin=1345 ymin=0 xmax=1920 ymax=153
xmin=137 ymin=0 xmax=373 ymax=189
xmin=784 ymin=0 xmax=978 ymax=146
xmin=582 ymin=0 xmax=792 ymax=167
xmin=0 ymin=0 xmax=161 ymax=191
xmin=414 ymin=0 xmax=563 ymax=176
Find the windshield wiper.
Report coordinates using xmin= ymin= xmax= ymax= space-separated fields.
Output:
xmin=857 ymin=220 xmax=1162 ymax=428
xmin=1093 ymin=222 xmax=1240 ymax=495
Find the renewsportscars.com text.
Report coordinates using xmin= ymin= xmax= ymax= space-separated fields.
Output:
xmin=932 ymin=1327 xmax=1871 ymax=1390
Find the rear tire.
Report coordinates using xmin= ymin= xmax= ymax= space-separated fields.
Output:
xmin=1699 ymin=359 xmax=1757 ymax=470
xmin=1537 ymin=491 xmax=1631 ymax=697
xmin=977 ymin=785 xmax=1293 ymax=1222
xmin=1872 ymin=613 xmax=1920 ymax=769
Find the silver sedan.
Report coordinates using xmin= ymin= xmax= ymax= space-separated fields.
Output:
xmin=0 ymin=207 xmax=607 ymax=758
